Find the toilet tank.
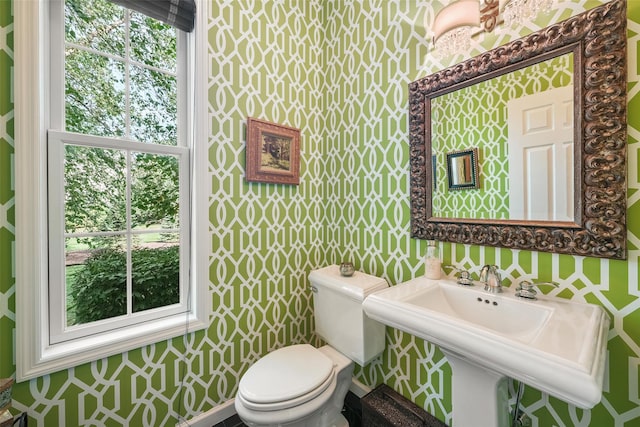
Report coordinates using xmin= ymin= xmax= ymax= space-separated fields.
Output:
xmin=309 ymin=265 xmax=389 ymax=365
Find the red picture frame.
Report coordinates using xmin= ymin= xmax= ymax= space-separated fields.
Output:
xmin=245 ymin=117 xmax=300 ymax=185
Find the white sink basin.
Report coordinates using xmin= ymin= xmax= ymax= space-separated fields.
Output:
xmin=406 ymin=282 xmax=552 ymax=343
xmin=363 ymin=277 xmax=609 ymax=422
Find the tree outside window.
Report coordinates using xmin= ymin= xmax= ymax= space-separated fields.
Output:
xmin=61 ymin=0 xmax=183 ymax=326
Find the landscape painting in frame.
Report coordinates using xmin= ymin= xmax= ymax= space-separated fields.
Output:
xmin=246 ymin=117 xmax=300 ymax=185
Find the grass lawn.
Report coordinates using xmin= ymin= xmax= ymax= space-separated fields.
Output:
xmin=66 ymin=231 xmax=178 ymax=252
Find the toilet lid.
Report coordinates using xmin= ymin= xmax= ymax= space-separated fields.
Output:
xmin=238 ymin=344 xmax=334 ymax=405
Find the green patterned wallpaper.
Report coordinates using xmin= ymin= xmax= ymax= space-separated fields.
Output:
xmin=1 ymin=1 xmax=639 ymax=426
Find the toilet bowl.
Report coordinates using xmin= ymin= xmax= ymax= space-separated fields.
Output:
xmin=234 ymin=265 xmax=388 ymax=427
xmin=235 ymin=344 xmax=353 ymax=427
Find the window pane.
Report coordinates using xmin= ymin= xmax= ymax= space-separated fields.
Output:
xmin=132 ymin=242 xmax=180 ymax=313
xmin=130 ymin=12 xmax=177 ymax=72
xmin=130 ymin=65 xmax=178 ymax=144
xmin=65 ymin=0 xmax=125 ymax=58
xmin=65 ymin=49 xmax=126 ymax=137
xmin=131 ymin=152 xmax=180 ymax=229
xmin=66 ymin=236 xmax=128 ymax=326
xmin=65 ymin=145 xmax=127 ymax=234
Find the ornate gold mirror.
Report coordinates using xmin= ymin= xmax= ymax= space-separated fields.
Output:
xmin=409 ymin=0 xmax=627 ymax=259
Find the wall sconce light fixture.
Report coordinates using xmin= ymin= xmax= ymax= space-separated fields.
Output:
xmin=432 ymin=0 xmax=554 ymax=58
xmin=432 ymin=0 xmax=481 ymax=58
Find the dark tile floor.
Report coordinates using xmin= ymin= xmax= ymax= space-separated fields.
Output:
xmin=212 ymin=413 xmax=246 ymax=427
xmin=343 ymin=391 xmax=363 ymax=427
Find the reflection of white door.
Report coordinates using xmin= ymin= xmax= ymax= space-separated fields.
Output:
xmin=507 ymin=86 xmax=574 ymax=221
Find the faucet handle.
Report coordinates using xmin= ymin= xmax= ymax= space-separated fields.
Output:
xmin=453 ymin=267 xmax=474 ymax=286
xmin=515 ymin=280 xmax=558 ymax=300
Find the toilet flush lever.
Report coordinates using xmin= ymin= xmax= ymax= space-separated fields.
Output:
xmin=310 ymin=285 xmax=318 ymax=293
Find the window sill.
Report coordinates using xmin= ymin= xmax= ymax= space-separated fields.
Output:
xmin=17 ymin=312 xmax=208 ymax=381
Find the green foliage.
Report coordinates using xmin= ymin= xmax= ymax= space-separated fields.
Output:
xmin=64 ymin=0 xmax=177 ymax=144
xmin=131 ymin=153 xmax=180 ymax=228
xmin=63 ymin=0 xmax=180 ymax=245
xmin=62 ymin=0 xmax=184 ymax=323
xmin=64 ymin=145 xmax=127 ymax=237
xmin=70 ymin=246 xmax=180 ymax=324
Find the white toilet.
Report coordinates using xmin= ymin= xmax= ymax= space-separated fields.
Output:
xmin=234 ymin=265 xmax=388 ymax=427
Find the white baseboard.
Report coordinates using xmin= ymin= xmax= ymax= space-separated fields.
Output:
xmin=175 ymin=398 xmax=236 ymax=427
xmin=176 ymin=378 xmax=372 ymax=426
xmin=349 ymin=377 xmax=372 ymax=398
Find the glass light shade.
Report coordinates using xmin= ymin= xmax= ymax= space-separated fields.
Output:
xmin=503 ymin=0 xmax=555 ymax=26
xmin=432 ymin=0 xmax=481 ymax=42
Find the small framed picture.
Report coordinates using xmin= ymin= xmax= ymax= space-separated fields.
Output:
xmin=446 ymin=148 xmax=479 ymax=190
xmin=246 ymin=117 xmax=300 ymax=185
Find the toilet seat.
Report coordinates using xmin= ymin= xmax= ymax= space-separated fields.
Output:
xmin=237 ymin=344 xmax=335 ymax=411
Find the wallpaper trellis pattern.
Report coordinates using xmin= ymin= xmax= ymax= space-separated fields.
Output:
xmin=1 ymin=1 xmax=639 ymax=426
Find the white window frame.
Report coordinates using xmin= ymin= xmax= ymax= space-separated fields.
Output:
xmin=47 ymin=131 xmax=191 ymax=344
xmin=14 ymin=0 xmax=210 ymax=381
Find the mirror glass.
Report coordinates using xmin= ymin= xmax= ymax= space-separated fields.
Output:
xmin=409 ymin=0 xmax=627 ymax=259
xmin=431 ymin=54 xmax=574 ymax=221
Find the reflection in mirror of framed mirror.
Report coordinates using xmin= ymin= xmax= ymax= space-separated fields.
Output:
xmin=409 ymin=0 xmax=627 ymax=260
xmin=446 ymin=148 xmax=479 ymax=191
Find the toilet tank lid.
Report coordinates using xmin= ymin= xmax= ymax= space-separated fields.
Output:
xmin=309 ymin=265 xmax=388 ymax=302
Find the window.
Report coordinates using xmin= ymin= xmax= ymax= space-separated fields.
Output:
xmin=50 ymin=0 xmax=190 ymax=342
xmin=15 ymin=0 xmax=209 ymax=380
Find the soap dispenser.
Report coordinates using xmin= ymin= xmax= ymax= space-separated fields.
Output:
xmin=424 ymin=240 xmax=441 ymax=280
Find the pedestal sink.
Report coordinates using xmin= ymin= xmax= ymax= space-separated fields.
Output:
xmin=362 ymin=277 xmax=610 ymax=427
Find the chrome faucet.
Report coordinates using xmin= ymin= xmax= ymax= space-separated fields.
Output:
xmin=479 ymin=264 xmax=502 ymax=293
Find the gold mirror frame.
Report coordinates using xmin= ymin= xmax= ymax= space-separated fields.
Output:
xmin=409 ymin=0 xmax=627 ymax=259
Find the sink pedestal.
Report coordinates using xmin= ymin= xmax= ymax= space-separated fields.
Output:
xmin=443 ymin=350 xmax=510 ymax=427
